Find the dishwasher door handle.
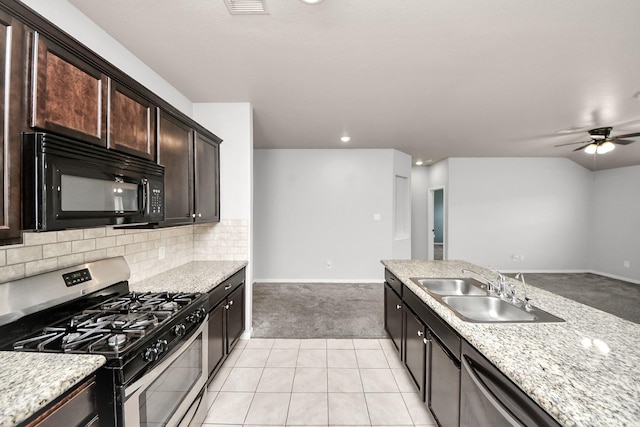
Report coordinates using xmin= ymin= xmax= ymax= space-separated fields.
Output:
xmin=461 ymin=356 xmax=522 ymax=427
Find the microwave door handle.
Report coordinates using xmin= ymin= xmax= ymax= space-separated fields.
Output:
xmin=141 ymin=178 xmax=149 ymax=214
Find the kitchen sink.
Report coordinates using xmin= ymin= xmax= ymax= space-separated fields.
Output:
xmin=440 ymin=295 xmax=565 ymax=323
xmin=411 ymin=278 xmax=487 ymax=296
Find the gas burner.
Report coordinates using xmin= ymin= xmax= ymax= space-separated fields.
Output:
xmin=159 ymin=301 xmax=179 ymax=311
xmin=62 ymin=332 xmax=81 ymax=343
xmin=108 ymin=333 xmax=128 ymax=349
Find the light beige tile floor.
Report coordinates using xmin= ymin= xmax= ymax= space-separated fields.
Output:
xmin=200 ymin=338 xmax=437 ymax=426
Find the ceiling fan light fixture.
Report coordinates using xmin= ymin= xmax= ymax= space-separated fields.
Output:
xmin=584 ymin=144 xmax=597 ymax=155
xmin=597 ymin=141 xmax=615 ymax=154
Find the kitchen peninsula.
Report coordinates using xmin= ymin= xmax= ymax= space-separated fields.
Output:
xmin=382 ymin=259 xmax=640 ymax=426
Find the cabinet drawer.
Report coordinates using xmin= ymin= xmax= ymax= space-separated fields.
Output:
xmin=403 ymin=286 xmax=461 ymax=361
xmin=385 ymin=269 xmax=402 ymax=296
xmin=26 ymin=376 xmax=98 ymax=427
xmin=208 ymin=268 xmax=246 ymax=308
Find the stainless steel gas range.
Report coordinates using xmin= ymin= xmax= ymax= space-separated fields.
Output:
xmin=0 ymin=257 xmax=209 ymax=427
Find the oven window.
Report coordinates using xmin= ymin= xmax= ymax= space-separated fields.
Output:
xmin=60 ymin=175 xmax=139 ymax=212
xmin=139 ymin=336 xmax=203 ymax=427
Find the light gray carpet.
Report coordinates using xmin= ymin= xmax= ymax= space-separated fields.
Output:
xmin=510 ymin=273 xmax=640 ymax=324
xmin=252 ymin=283 xmax=385 ymax=338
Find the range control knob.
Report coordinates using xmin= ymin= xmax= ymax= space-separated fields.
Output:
xmin=142 ymin=347 xmax=158 ymax=362
xmin=155 ymin=339 xmax=169 ymax=354
xmin=187 ymin=307 xmax=207 ymax=324
xmin=173 ymin=323 xmax=186 ymax=337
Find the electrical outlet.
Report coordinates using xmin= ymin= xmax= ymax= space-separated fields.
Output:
xmin=624 ymin=260 xmax=630 ymax=268
xmin=511 ymin=254 xmax=519 ymax=261
xmin=158 ymin=247 xmax=165 ymax=260
xmin=326 ymin=260 xmax=332 ymax=269
xmin=520 ymin=254 xmax=525 ymax=261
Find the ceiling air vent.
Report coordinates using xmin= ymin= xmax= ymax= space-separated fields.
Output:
xmin=223 ymin=0 xmax=269 ymax=15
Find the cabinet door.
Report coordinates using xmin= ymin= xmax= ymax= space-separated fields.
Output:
xmin=403 ymin=308 xmax=426 ymax=398
xmin=108 ymin=79 xmax=156 ymax=160
xmin=31 ymin=32 xmax=107 ymax=146
xmin=193 ymin=131 xmax=220 ymax=223
xmin=158 ymin=110 xmax=193 ymax=225
xmin=384 ymin=283 xmax=403 ymax=356
xmin=0 ymin=12 xmax=25 ymax=245
xmin=226 ymin=284 xmax=245 ymax=353
xmin=208 ymin=303 xmax=225 ymax=379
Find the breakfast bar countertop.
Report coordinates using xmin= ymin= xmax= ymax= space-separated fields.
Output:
xmin=381 ymin=259 xmax=640 ymax=427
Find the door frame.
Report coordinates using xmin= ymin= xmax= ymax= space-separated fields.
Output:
xmin=428 ymin=187 xmax=445 ymax=260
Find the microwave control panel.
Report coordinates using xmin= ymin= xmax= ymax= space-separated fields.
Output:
xmin=149 ymin=181 xmax=163 ymax=219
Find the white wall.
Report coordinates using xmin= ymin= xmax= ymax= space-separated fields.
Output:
xmin=411 ymin=166 xmax=429 ymax=259
xmin=391 ymin=150 xmax=413 ymax=259
xmin=22 ymin=0 xmax=193 ymax=115
xmin=194 ymin=103 xmax=254 ymax=335
xmin=446 ymin=158 xmax=592 ymax=271
xmin=590 ymin=165 xmax=640 ymax=282
xmin=253 ymin=149 xmax=404 ymax=282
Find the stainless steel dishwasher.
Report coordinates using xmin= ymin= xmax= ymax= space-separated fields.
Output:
xmin=460 ymin=341 xmax=561 ymax=427
xmin=430 ymin=334 xmax=460 ymax=427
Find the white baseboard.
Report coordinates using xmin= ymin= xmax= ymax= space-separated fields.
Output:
xmin=240 ymin=327 xmax=253 ymax=340
xmin=587 ymin=270 xmax=640 ymax=285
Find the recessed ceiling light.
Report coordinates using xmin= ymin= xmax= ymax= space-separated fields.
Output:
xmin=415 ymin=160 xmax=424 ymax=166
xmin=299 ymin=0 xmax=324 ymax=4
xmin=340 ymin=136 xmax=351 ymax=143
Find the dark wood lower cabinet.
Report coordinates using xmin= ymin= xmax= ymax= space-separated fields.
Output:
xmin=23 ymin=376 xmax=98 ymax=427
xmin=403 ymin=308 xmax=427 ymax=398
xmin=206 ymin=268 xmax=246 ymax=382
xmin=384 ymin=283 xmax=403 ymax=355
xmin=207 ymin=303 xmax=226 ymax=378
xmin=226 ymin=284 xmax=245 ymax=353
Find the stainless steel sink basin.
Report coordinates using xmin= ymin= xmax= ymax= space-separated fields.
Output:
xmin=440 ymin=296 xmax=564 ymax=323
xmin=412 ymin=278 xmax=487 ymax=296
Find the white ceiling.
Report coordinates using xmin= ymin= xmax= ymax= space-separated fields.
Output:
xmin=67 ymin=0 xmax=640 ymax=170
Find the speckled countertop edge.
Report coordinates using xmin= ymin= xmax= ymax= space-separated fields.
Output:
xmin=381 ymin=259 xmax=640 ymax=427
xmin=0 ymin=352 xmax=105 ymax=427
xmin=130 ymin=260 xmax=248 ymax=293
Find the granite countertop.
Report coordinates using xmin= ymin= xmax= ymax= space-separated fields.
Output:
xmin=381 ymin=259 xmax=640 ymax=427
xmin=130 ymin=260 xmax=248 ymax=293
xmin=0 ymin=352 xmax=105 ymax=427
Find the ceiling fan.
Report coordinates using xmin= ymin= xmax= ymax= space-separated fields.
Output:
xmin=555 ymin=127 xmax=640 ymax=154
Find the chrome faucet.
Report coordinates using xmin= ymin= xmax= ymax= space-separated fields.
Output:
xmin=515 ymin=272 xmax=533 ymax=311
xmin=488 ymin=267 xmax=507 ymax=298
xmin=461 ymin=269 xmax=497 ymax=295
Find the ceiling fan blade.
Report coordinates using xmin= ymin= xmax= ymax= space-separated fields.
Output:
xmin=612 ymin=131 xmax=640 ymax=139
xmin=573 ymin=143 xmax=592 ymax=152
xmin=612 ymin=139 xmax=636 ymax=146
xmin=555 ymin=139 xmax=591 ymax=147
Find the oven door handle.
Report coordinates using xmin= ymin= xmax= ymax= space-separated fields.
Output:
xmin=125 ymin=317 xmax=207 ymax=397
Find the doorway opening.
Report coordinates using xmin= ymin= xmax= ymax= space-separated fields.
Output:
xmin=429 ymin=188 xmax=445 ymax=260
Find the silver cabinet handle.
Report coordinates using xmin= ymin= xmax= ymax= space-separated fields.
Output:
xmin=192 ymin=213 xmax=196 ymax=218
xmin=229 ymin=300 xmax=234 ymax=306
xmin=198 ymin=213 xmax=202 ymax=218
xmin=224 ymin=304 xmax=230 ymax=310
xmin=417 ymin=331 xmax=424 ymax=337
xmin=396 ymin=304 xmax=402 ymax=310
xmin=224 ymin=285 xmax=232 ymax=290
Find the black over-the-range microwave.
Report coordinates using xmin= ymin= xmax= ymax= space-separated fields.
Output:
xmin=23 ymin=132 xmax=165 ymax=231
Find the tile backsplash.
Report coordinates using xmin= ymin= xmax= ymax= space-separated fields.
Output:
xmin=0 ymin=219 xmax=248 ymax=285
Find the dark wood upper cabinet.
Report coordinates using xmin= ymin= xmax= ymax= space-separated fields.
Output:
xmin=158 ymin=111 xmax=221 ymax=226
xmin=194 ymin=131 xmax=220 ymax=223
xmin=0 ymin=11 xmax=26 ymax=245
xmin=158 ymin=109 xmax=193 ymax=225
xmin=30 ymin=32 xmax=107 ymax=146
xmin=108 ymin=80 xmax=156 ymax=160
